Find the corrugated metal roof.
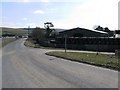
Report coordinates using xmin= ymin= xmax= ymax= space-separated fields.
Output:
xmin=58 ymin=27 xmax=108 ymax=34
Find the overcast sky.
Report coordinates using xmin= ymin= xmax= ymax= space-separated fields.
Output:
xmin=1 ymin=0 xmax=119 ymax=30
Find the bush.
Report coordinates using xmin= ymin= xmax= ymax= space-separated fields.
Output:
xmin=31 ymin=27 xmax=46 ymax=44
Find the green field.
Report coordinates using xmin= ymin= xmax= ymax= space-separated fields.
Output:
xmin=46 ymin=51 xmax=119 ymax=70
xmin=0 ymin=27 xmax=28 ymax=36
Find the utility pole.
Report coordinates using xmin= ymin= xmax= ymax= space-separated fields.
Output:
xmin=65 ymin=34 xmax=67 ymax=53
xmin=28 ymin=26 xmax=30 ymax=37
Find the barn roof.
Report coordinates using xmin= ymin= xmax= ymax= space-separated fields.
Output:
xmin=59 ymin=27 xmax=108 ymax=34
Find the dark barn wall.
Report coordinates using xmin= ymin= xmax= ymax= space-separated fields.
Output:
xmin=55 ymin=37 xmax=120 ymax=52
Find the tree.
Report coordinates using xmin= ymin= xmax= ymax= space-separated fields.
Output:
xmin=94 ymin=25 xmax=111 ymax=32
xmin=44 ymin=22 xmax=54 ymax=38
xmin=104 ymin=27 xmax=110 ymax=32
xmin=49 ymin=29 xmax=58 ymax=38
xmin=94 ymin=25 xmax=104 ymax=31
xmin=31 ymin=27 xmax=45 ymax=44
xmin=44 ymin=22 xmax=54 ymax=28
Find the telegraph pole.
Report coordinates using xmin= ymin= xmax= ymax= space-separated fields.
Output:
xmin=28 ymin=26 xmax=30 ymax=38
xmin=65 ymin=34 xmax=67 ymax=53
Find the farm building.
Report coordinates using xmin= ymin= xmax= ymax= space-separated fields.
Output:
xmin=58 ymin=27 xmax=109 ymax=37
xmin=114 ymin=30 xmax=120 ymax=38
xmin=55 ymin=37 xmax=120 ymax=52
xmin=54 ymin=28 xmax=120 ymax=52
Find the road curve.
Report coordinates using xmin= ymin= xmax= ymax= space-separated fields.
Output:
xmin=2 ymin=39 xmax=118 ymax=88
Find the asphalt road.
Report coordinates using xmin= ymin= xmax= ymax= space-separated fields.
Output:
xmin=2 ymin=39 xmax=118 ymax=88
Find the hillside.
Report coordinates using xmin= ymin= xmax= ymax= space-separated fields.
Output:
xmin=0 ymin=27 xmax=28 ymax=36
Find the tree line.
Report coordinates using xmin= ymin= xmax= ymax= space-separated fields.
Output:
xmin=30 ymin=22 xmax=57 ymax=46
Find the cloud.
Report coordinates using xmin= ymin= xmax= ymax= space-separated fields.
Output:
xmin=70 ymin=0 xmax=118 ymax=30
xmin=53 ymin=0 xmax=119 ymax=30
xmin=22 ymin=18 xmax=28 ymax=21
xmin=34 ymin=10 xmax=45 ymax=14
xmin=1 ymin=22 xmax=24 ymax=28
xmin=1 ymin=0 xmax=29 ymax=2
xmin=40 ymin=0 xmax=49 ymax=3
xmin=1 ymin=0 xmax=85 ymax=3
xmin=0 ymin=17 xmax=8 ymax=21
xmin=26 ymin=23 xmax=38 ymax=28
xmin=23 ymin=0 xmax=29 ymax=2
xmin=0 ymin=22 xmax=38 ymax=28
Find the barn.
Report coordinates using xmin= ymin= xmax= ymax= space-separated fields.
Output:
xmin=58 ymin=27 xmax=109 ymax=37
xmin=54 ymin=28 xmax=120 ymax=52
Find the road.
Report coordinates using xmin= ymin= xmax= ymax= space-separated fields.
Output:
xmin=2 ymin=39 xmax=118 ymax=88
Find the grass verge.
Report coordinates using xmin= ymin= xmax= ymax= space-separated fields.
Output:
xmin=46 ymin=51 xmax=119 ymax=71
xmin=24 ymin=39 xmax=36 ymax=48
xmin=24 ymin=39 xmax=44 ymax=48
xmin=24 ymin=39 xmax=64 ymax=49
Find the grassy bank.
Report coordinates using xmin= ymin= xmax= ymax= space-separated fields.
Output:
xmin=46 ymin=51 xmax=119 ymax=71
xmin=24 ymin=39 xmax=45 ymax=48
xmin=0 ymin=38 xmax=17 ymax=48
xmin=24 ymin=39 xmax=36 ymax=48
xmin=24 ymin=39 xmax=60 ymax=49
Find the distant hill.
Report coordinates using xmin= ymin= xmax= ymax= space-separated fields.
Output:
xmin=21 ymin=28 xmax=35 ymax=31
xmin=21 ymin=27 xmax=66 ymax=33
xmin=54 ymin=28 xmax=66 ymax=32
xmin=0 ymin=27 xmax=28 ymax=36
xmin=0 ymin=27 xmax=67 ymax=37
